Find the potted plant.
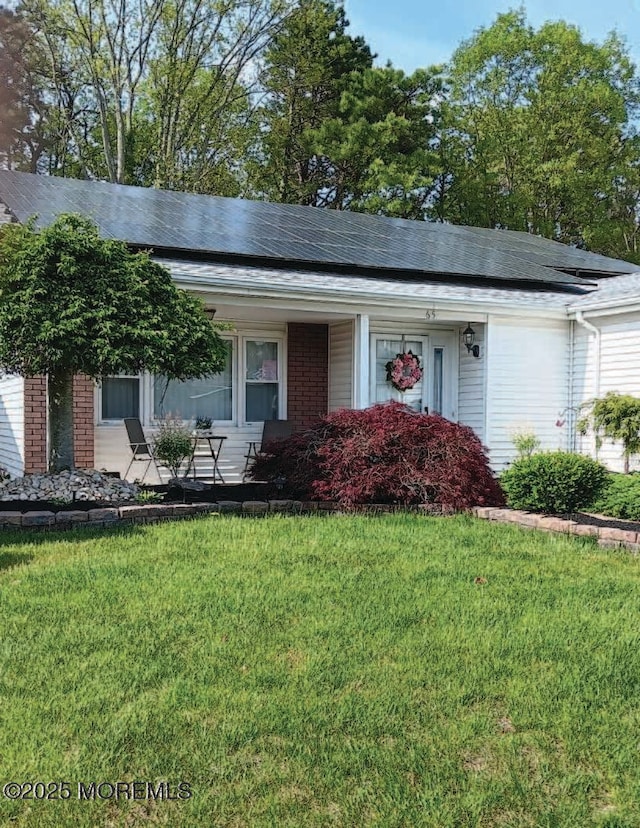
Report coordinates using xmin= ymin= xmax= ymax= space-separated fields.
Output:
xmin=194 ymin=416 xmax=213 ymax=434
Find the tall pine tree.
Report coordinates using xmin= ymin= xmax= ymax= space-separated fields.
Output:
xmin=250 ymin=0 xmax=373 ymax=204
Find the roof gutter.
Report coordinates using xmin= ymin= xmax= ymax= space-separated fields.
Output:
xmin=575 ymin=310 xmax=600 ymax=399
xmin=568 ymin=298 xmax=640 ymax=316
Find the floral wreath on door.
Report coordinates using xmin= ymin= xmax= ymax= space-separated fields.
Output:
xmin=385 ymin=350 xmax=422 ymax=392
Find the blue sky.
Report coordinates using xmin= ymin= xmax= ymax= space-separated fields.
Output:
xmin=342 ymin=0 xmax=640 ymax=72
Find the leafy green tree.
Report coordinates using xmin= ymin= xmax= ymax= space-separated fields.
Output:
xmin=435 ymin=10 xmax=640 ymax=261
xmin=252 ymin=0 xmax=441 ymax=217
xmin=142 ymin=64 xmax=258 ymax=195
xmin=143 ymin=0 xmax=292 ymax=193
xmin=17 ymin=0 xmax=293 ymax=189
xmin=0 ymin=215 xmax=228 ymax=472
xmin=578 ymin=392 xmax=640 ymax=473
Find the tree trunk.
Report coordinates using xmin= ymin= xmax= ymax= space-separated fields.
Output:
xmin=115 ymin=102 xmax=127 ymax=184
xmin=48 ymin=369 xmax=75 ymax=472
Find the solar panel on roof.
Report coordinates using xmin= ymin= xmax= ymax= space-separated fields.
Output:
xmin=0 ymin=169 xmax=634 ymax=288
xmin=460 ymin=225 xmax=632 ymax=273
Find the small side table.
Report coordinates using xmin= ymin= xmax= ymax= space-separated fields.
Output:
xmin=186 ymin=434 xmax=227 ymax=484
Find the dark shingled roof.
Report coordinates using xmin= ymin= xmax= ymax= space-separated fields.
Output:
xmin=0 ymin=170 xmax=635 ymax=288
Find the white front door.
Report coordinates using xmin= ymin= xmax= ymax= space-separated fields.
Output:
xmin=371 ymin=337 xmax=428 ymax=413
xmin=370 ymin=333 xmax=458 ymax=419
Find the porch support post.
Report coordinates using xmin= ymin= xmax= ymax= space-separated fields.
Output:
xmin=353 ymin=314 xmax=370 ymax=409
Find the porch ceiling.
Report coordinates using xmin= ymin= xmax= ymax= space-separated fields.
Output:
xmin=198 ymin=303 xmax=480 ymax=327
xmin=200 ymin=303 xmax=352 ymax=324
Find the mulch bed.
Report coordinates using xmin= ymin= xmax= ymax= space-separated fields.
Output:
xmin=570 ymin=512 xmax=640 ymax=534
xmin=163 ymin=481 xmax=276 ymax=504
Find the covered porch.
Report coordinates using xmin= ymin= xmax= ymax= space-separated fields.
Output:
xmin=93 ymin=302 xmax=487 ymax=484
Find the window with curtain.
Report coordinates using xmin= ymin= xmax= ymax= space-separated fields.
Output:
xmin=101 ymin=376 xmax=140 ymax=420
xmin=153 ymin=341 xmax=233 ymax=421
xmin=245 ymin=340 xmax=279 ymax=422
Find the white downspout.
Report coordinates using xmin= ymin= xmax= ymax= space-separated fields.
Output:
xmin=568 ymin=318 xmax=575 ymax=452
xmin=574 ymin=310 xmax=601 ymax=458
xmin=574 ymin=310 xmax=601 ymax=400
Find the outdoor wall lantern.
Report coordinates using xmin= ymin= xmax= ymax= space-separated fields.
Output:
xmin=205 ymin=308 xmax=217 ymax=319
xmin=462 ymin=324 xmax=480 ymax=358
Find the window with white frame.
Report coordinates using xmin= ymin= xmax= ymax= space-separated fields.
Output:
xmin=432 ymin=347 xmax=444 ymax=415
xmin=428 ymin=334 xmax=457 ymax=420
xmin=99 ymin=332 xmax=284 ymax=425
xmin=245 ymin=339 xmax=280 ymax=422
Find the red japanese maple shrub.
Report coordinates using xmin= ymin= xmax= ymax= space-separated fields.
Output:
xmin=250 ymin=402 xmax=504 ymax=509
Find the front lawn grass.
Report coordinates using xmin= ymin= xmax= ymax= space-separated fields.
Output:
xmin=0 ymin=515 xmax=639 ymax=827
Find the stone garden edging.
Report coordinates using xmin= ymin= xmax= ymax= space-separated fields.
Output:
xmin=0 ymin=500 xmax=424 ymax=531
xmin=0 ymin=500 xmax=460 ymax=531
xmin=4 ymin=502 xmax=638 ymax=550
xmin=472 ymin=506 xmax=640 ymax=553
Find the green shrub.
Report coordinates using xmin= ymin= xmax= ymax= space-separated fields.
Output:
xmin=589 ymin=473 xmax=640 ymax=520
xmin=152 ymin=418 xmax=193 ymax=479
xmin=135 ymin=489 xmax=165 ymax=504
xmin=501 ymin=451 xmax=608 ymax=514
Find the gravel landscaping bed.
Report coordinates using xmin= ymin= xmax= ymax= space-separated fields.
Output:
xmin=0 ymin=470 xmax=139 ymax=506
xmin=0 ymin=474 xmax=276 ymax=513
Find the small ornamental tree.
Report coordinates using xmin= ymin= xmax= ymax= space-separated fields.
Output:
xmin=0 ymin=214 xmax=228 ymax=472
xmin=250 ymin=401 xmax=504 ymax=509
xmin=578 ymin=392 xmax=640 ymax=473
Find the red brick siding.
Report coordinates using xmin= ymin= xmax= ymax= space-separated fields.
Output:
xmin=23 ymin=374 xmax=94 ymax=472
xmin=287 ymin=323 xmax=328 ymax=429
xmin=24 ymin=376 xmax=47 ymax=473
xmin=73 ymin=374 xmax=94 ymax=469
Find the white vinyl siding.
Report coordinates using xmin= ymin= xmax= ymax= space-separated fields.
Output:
xmin=485 ymin=317 xmax=570 ymax=470
xmin=0 ymin=375 xmax=25 ymax=477
xmin=458 ymin=323 xmax=486 ymax=441
xmin=328 ymin=321 xmax=354 ymax=411
xmin=573 ymin=312 xmax=640 ymax=471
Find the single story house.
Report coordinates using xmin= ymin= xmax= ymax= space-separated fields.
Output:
xmin=0 ymin=169 xmax=639 ymax=482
